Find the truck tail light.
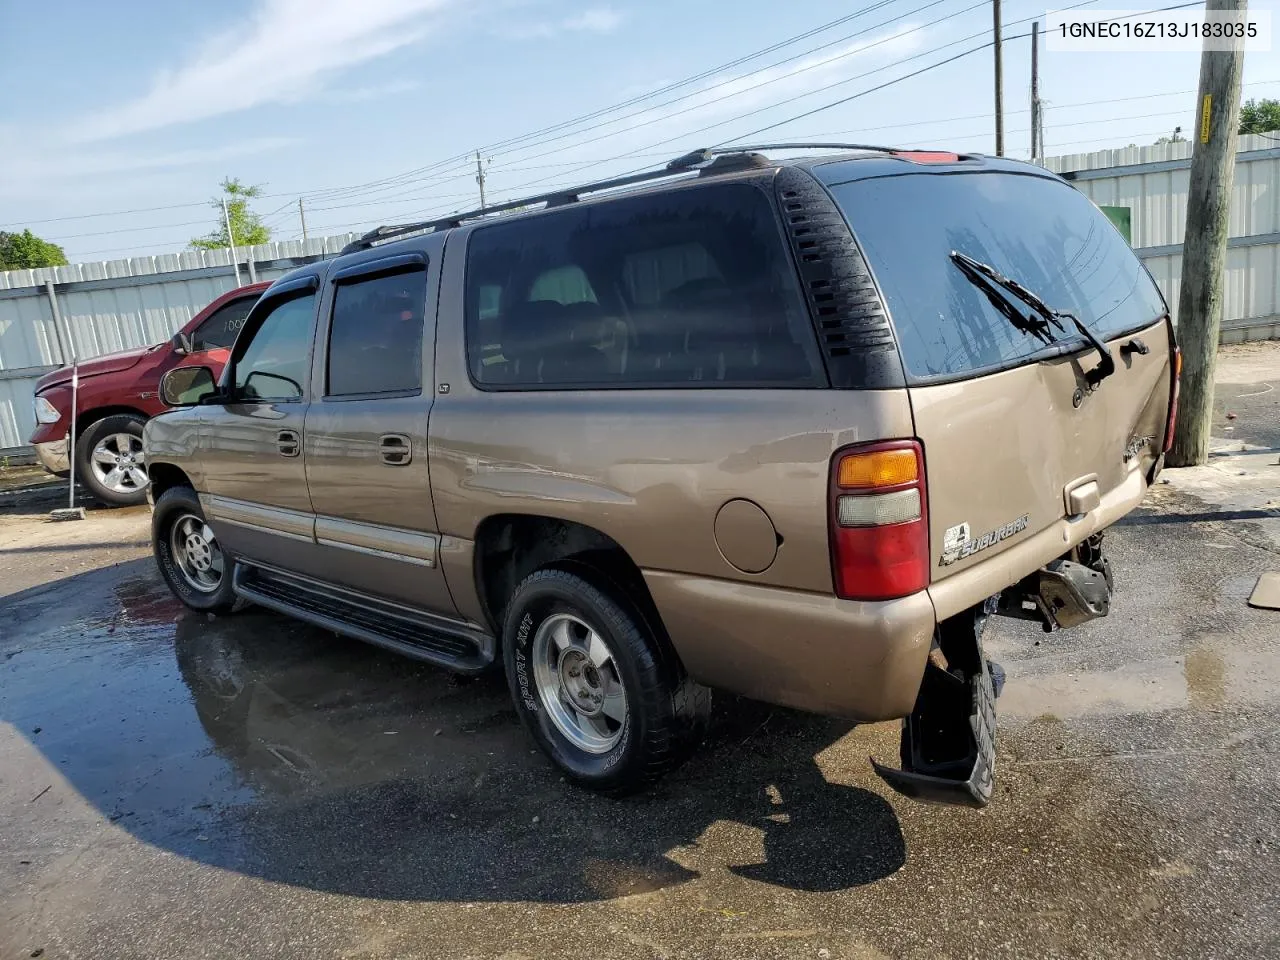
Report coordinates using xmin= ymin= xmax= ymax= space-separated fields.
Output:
xmin=829 ymin=440 xmax=929 ymax=601
xmin=1163 ymin=345 xmax=1182 ymax=453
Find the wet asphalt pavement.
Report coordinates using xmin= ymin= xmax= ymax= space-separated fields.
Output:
xmin=3 ymin=353 xmax=1279 ymax=959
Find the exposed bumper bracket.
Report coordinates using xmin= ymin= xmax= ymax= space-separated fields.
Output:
xmin=996 ymin=537 xmax=1113 ymax=633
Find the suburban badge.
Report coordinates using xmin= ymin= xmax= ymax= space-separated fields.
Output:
xmin=940 ymin=515 xmax=1030 ymax=566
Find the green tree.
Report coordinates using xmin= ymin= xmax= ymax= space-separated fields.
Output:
xmin=0 ymin=229 xmax=69 ymax=270
xmin=1239 ymin=98 xmax=1280 ymax=135
xmin=190 ymin=177 xmax=272 ymax=250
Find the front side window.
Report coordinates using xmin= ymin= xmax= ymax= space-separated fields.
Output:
xmin=233 ymin=293 xmax=316 ymax=400
xmin=464 ymin=182 xmax=823 ymax=388
xmin=191 ymin=296 xmax=257 ymax=351
xmin=829 ymin=172 xmax=1167 ymax=380
xmin=326 ymin=269 xmax=426 ymax=397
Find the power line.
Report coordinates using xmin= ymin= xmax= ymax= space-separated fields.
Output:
xmin=253 ymin=2 xmax=917 ymax=203
xmin=0 ymin=0 xmax=979 ymax=227
xmin=717 ymin=41 xmax=997 ymax=146
xmin=25 ymin=0 xmax=1223 ymax=254
xmin=201 ymin=0 xmax=978 ymax=212
xmin=478 ymin=0 xmax=1106 ymax=204
xmin=459 ymin=0 xmax=983 ymax=171
xmin=486 ymin=0 xmax=1208 ymax=200
xmin=208 ymin=0 xmax=929 ymax=208
xmin=67 ymin=117 xmax=1212 ymax=258
xmin=787 ymin=105 xmax=1196 ymax=141
xmin=474 ymin=0 xmax=907 ymax=154
xmin=0 ymin=0 xmax=1218 ymax=233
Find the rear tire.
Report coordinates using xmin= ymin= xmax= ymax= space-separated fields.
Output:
xmin=503 ymin=567 xmax=709 ymax=795
xmin=153 ymin=486 xmax=238 ymax=614
xmin=76 ymin=413 xmax=149 ymax=506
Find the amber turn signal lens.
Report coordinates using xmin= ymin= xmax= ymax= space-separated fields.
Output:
xmin=836 ymin=448 xmax=918 ymax=489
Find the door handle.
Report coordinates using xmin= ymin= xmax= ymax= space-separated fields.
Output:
xmin=379 ymin=434 xmax=412 ymax=466
xmin=277 ymin=429 xmax=300 ymax=458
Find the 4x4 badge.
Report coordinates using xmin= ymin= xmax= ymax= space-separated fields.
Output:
xmin=940 ymin=515 xmax=1030 ymax=566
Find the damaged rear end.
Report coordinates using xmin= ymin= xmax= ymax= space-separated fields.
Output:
xmin=813 ymin=153 xmax=1178 ymax=806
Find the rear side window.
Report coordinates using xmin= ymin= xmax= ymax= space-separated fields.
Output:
xmin=464 ymin=182 xmax=823 ymax=388
xmin=829 ymin=172 xmax=1167 ymax=380
xmin=327 ymin=269 xmax=426 ymax=397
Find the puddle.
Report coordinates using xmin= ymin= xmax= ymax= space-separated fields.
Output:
xmin=1183 ymin=645 xmax=1226 ymax=710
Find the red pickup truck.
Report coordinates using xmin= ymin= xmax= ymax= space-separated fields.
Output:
xmin=28 ymin=282 xmax=268 ymax=505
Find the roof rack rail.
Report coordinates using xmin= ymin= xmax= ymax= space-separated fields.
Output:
xmin=339 ymin=150 xmax=711 ymax=254
xmin=702 ymin=142 xmax=904 ymax=156
xmin=338 ymin=142 xmax=953 ymax=254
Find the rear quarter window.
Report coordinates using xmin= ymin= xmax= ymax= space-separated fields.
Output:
xmin=463 ymin=182 xmax=824 ymax=388
xmin=829 ymin=172 xmax=1167 ymax=380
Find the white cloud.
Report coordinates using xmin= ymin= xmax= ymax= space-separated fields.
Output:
xmin=503 ymin=5 xmax=626 ymax=39
xmin=327 ymin=79 xmax=424 ymax=103
xmin=0 ymin=137 xmax=297 ymax=195
xmin=563 ymin=7 xmax=624 ymax=33
xmin=71 ymin=0 xmax=454 ymax=142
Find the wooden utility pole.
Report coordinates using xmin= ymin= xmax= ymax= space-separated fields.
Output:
xmin=475 ymin=150 xmax=488 ymax=209
xmin=993 ymin=0 xmax=1004 ymax=156
xmin=298 ymin=197 xmax=308 ymax=242
xmin=1168 ymin=0 xmax=1248 ymax=466
xmin=1030 ymin=21 xmax=1042 ymax=162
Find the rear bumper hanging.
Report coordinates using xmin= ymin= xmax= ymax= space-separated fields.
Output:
xmin=872 ymin=608 xmax=999 ymax=809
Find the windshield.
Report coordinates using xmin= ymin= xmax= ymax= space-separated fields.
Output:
xmin=828 ymin=171 xmax=1167 ymax=380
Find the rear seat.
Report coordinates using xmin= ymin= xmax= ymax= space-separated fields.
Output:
xmin=498 ymin=299 xmax=611 ymax=384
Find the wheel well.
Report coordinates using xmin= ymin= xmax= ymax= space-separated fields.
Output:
xmin=147 ymin=462 xmax=193 ymax=502
xmin=74 ymin=405 xmax=150 ymax=441
xmin=473 ymin=514 xmax=665 ymax=642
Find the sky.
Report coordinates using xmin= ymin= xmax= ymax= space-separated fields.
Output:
xmin=2 ymin=0 xmax=1280 ymax=263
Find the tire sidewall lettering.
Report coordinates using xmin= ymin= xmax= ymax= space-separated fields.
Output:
xmin=513 ymin=611 xmax=538 ymax=713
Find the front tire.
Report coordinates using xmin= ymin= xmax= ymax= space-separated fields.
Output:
xmin=76 ymin=413 xmax=149 ymax=506
xmin=503 ymin=567 xmax=709 ymax=795
xmin=152 ymin=486 xmax=237 ymax=614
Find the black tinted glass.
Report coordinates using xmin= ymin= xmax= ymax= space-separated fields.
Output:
xmin=830 ymin=173 xmax=1166 ymax=379
xmin=464 ymin=182 xmax=822 ymax=388
xmin=234 ymin=293 xmax=315 ymax=400
xmin=192 ymin=296 xmax=256 ymax=351
xmin=327 ymin=270 xmax=425 ymax=396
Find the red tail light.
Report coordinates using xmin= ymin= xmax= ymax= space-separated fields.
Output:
xmin=1163 ymin=345 xmax=1182 ymax=453
xmin=829 ymin=440 xmax=929 ymax=601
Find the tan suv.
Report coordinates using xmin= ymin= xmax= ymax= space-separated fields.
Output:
xmin=144 ymin=145 xmax=1179 ymax=806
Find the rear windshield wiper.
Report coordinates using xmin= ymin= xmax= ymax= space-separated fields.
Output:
xmin=949 ymin=251 xmax=1116 ymax=389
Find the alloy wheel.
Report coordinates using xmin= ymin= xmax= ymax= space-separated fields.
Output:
xmin=90 ymin=432 xmax=148 ymax=494
xmin=169 ymin=513 xmax=225 ymax=594
xmin=531 ymin=613 xmax=628 ymax=754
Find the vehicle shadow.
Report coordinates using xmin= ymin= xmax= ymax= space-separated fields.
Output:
xmin=1 ymin=558 xmax=905 ymax=904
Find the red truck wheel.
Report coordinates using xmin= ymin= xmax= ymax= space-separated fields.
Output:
xmin=76 ymin=414 xmax=149 ymax=507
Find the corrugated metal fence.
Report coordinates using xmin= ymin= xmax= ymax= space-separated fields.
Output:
xmin=1047 ymin=132 xmax=1280 ymax=344
xmin=0 ymin=236 xmax=356 ymax=451
xmin=4 ymin=137 xmax=1280 ymax=452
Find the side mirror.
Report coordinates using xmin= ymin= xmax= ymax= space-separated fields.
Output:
xmin=171 ymin=331 xmax=194 ymax=356
xmin=161 ymin=366 xmax=218 ymax=407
